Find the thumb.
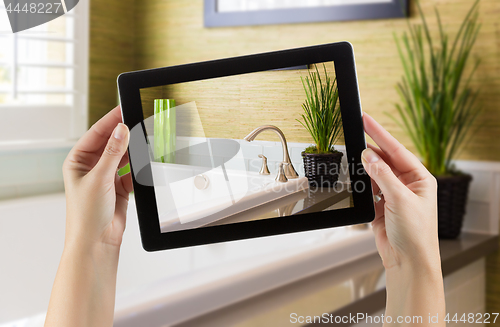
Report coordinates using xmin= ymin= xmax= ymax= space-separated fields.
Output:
xmin=94 ymin=123 xmax=130 ymax=180
xmin=361 ymin=148 xmax=408 ymax=202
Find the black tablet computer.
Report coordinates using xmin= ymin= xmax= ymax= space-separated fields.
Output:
xmin=118 ymin=42 xmax=374 ymax=251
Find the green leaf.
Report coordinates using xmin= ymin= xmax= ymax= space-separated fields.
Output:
xmin=298 ymin=64 xmax=343 ymax=153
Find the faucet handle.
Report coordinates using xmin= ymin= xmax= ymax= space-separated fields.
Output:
xmin=276 ymin=162 xmax=289 ymax=183
xmin=258 ymin=154 xmax=270 ymax=175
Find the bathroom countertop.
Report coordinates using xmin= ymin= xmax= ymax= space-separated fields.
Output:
xmin=208 ymin=185 xmax=353 ymax=227
xmin=174 ymin=232 xmax=498 ymax=327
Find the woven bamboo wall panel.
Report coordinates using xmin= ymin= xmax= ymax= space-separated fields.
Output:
xmin=88 ymin=0 xmax=135 ymax=126
xmin=157 ymin=64 xmax=342 ymax=144
xmin=139 ymin=64 xmax=344 ymax=145
xmin=134 ymin=0 xmax=499 ymax=162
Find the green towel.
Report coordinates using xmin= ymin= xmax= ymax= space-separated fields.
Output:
xmin=154 ymin=99 xmax=176 ymax=163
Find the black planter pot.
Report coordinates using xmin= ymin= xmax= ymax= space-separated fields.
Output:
xmin=436 ymin=173 xmax=473 ymax=239
xmin=301 ymin=151 xmax=343 ymax=187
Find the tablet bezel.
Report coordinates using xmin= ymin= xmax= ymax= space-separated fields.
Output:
xmin=118 ymin=42 xmax=374 ymax=251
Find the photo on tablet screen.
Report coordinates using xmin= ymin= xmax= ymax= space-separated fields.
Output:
xmin=136 ymin=61 xmax=357 ymax=233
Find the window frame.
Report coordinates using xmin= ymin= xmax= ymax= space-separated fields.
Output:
xmin=0 ymin=1 xmax=89 ymax=149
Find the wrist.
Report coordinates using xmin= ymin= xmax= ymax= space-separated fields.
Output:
xmin=385 ymin=235 xmax=442 ymax=276
xmin=64 ymin=211 xmax=124 ymax=253
xmin=384 ymin=251 xmax=445 ymax=323
xmin=63 ymin=236 xmax=121 ymax=270
xmin=404 ymin=245 xmax=442 ymax=276
xmin=385 ymin=253 xmax=443 ymax=296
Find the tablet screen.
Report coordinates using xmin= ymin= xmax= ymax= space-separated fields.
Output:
xmin=135 ymin=61 xmax=356 ymax=233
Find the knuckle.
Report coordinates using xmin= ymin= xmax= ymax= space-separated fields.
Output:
xmin=393 ymin=188 xmax=410 ymax=201
xmin=62 ymin=157 xmax=71 ymax=172
xmin=62 ymin=155 xmax=77 ymax=173
xmin=426 ymin=174 xmax=438 ymax=190
xmin=376 ymin=162 xmax=393 ymax=177
xmin=388 ymin=144 xmax=407 ymax=159
xmin=105 ymin=140 xmax=122 ymax=156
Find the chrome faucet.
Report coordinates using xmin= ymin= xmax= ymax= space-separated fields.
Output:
xmin=258 ymin=154 xmax=271 ymax=175
xmin=275 ymin=162 xmax=289 ymax=183
xmin=243 ymin=125 xmax=299 ymax=179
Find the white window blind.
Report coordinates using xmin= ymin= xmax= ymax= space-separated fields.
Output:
xmin=0 ymin=2 xmax=88 ymax=146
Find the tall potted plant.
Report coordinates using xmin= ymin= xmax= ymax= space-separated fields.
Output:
xmin=298 ymin=64 xmax=344 ymax=187
xmin=393 ymin=1 xmax=481 ymax=238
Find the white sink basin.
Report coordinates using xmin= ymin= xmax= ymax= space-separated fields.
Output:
xmin=151 ymin=162 xmax=309 ymax=232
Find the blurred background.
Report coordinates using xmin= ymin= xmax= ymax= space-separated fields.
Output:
xmin=0 ymin=0 xmax=499 ymax=326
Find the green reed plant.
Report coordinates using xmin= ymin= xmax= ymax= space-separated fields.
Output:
xmin=298 ymin=64 xmax=343 ymax=154
xmin=392 ymin=0 xmax=481 ymax=176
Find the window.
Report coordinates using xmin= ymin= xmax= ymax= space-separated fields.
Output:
xmin=0 ymin=1 xmax=88 ymax=146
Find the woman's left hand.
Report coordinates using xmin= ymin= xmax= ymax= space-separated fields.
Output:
xmin=63 ymin=105 xmax=133 ymax=248
xmin=46 ymin=106 xmax=133 ymax=327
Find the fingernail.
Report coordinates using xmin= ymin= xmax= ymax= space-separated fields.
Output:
xmin=362 ymin=148 xmax=380 ymax=163
xmin=114 ymin=123 xmax=127 ymax=140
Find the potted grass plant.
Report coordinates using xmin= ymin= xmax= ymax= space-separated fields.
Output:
xmin=393 ymin=0 xmax=481 ymax=238
xmin=298 ymin=64 xmax=343 ymax=187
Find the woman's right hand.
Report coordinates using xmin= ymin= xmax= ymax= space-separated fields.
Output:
xmin=361 ymin=113 xmax=445 ymax=326
xmin=361 ymin=112 xmax=440 ymax=270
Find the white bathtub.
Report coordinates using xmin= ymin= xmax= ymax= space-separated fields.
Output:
xmin=0 ymin=193 xmax=376 ymax=326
